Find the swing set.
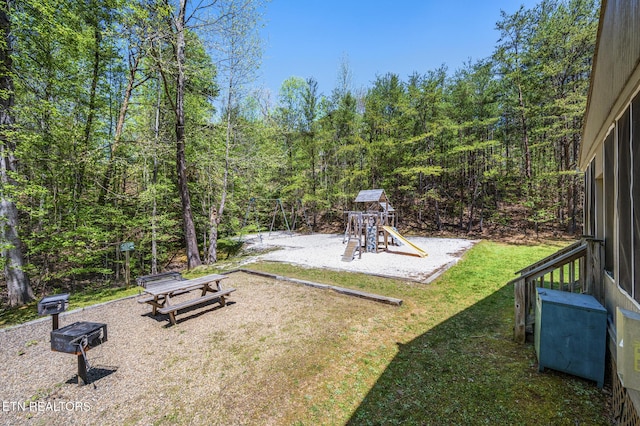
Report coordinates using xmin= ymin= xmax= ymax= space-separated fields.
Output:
xmin=240 ymin=197 xmax=311 ymax=241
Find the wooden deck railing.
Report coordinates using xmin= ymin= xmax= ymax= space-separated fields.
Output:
xmin=513 ymin=240 xmax=584 ymax=276
xmin=512 ymin=238 xmax=604 ymax=343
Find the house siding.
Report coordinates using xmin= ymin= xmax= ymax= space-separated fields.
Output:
xmin=581 ymin=0 xmax=640 ymax=167
xmin=579 ymin=0 xmax=640 ymax=418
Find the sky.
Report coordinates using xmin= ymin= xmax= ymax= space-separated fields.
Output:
xmin=255 ymin=0 xmax=540 ymax=98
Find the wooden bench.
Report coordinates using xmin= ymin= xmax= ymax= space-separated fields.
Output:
xmin=136 ymin=271 xmax=184 ymax=288
xmin=157 ymin=288 xmax=236 ymax=325
xmin=136 ymin=272 xmax=186 ymax=305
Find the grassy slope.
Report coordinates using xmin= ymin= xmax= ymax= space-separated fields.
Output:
xmin=244 ymin=240 xmax=611 ymax=425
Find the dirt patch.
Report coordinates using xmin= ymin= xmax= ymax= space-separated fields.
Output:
xmin=0 ymin=272 xmax=395 ymax=425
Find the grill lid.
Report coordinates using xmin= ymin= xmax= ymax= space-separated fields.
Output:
xmin=52 ymin=321 xmax=104 ymax=338
xmin=38 ymin=293 xmax=69 ymax=316
xmin=50 ymin=321 xmax=107 ymax=354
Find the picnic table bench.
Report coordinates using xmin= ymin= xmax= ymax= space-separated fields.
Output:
xmin=136 ymin=271 xmax=184 ymax=288
xmin=138 ymin=273 xmax=235 ymax=325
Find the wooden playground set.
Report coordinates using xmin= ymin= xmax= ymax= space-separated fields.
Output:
xmin=342 ymin=189 xmax=428 ymax=261
xmin=238 ymin=189 xmax=427 ymax=262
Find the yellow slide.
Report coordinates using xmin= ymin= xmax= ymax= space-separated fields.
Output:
xmin=382 ymin=226 xmax=428 ymax=258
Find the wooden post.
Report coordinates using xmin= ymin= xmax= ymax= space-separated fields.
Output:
xmin=120 ymin=242 xmax=134 ymax=288
xmin=125 ymin=250 xmax=130 ymax=288
xmin=594 ymin=241 xmax=603 ymax=301
xmin=578 ymin=256 xmax=584 ymax=292
xmin=527 ymin=279 xmax=536 ymax=330
xmin=586 ymin=238 xmax=604 ymax=303
xmin=569 ymin=260 xmax=575 ymax=291
xmin=514 ymin=278 xmax=526 ymax=343
xmin=585 ymin=240 xmax=593 ymax=295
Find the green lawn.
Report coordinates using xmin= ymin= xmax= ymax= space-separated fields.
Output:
xmin=244 ymin=240 xmax=611 ymax=425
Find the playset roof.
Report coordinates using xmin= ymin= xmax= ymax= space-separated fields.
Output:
xmin=354 ymin=189 xmax=388 ymax=203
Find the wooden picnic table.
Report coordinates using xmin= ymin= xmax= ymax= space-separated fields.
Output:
xmin=138 ymin=273 xmax=235 ymax=325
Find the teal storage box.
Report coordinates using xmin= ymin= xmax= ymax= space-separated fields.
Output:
xmin=534 ymin=288 xmax=607 ymax=387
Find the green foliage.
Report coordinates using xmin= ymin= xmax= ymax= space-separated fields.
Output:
xmin=1 ymin=0 xmax=599 ymax=302
xmin=216 ymin=237 xmax=244 ymax=259
xmin=0 ymin=285 xmax=141 ymax=328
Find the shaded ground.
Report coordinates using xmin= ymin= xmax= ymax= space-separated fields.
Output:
xmin=348 ymin=282 xmax=610 ymax=424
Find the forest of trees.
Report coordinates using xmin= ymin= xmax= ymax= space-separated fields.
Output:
xmin=0 ymin=0 xmax=599 ymax=305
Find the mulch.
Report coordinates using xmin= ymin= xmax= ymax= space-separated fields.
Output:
xmin=0 ymin=271 xmax=394 ymax=425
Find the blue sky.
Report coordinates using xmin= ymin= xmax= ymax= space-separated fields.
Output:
xmin=256 ymin=1 xmax=540 ymax=98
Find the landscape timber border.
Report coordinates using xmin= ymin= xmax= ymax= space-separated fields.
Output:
xmin=227 ymin=268 xmax=403 ymax=306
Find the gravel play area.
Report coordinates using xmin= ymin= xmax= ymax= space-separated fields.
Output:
xmin=243 ymin=232 xmax=476 ymax=282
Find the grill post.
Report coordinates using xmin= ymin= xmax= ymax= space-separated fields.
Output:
xmin=77 ymin=355 xmax=88 ymax=386
xmin=50 ymin=322 xmax=107 ymax=386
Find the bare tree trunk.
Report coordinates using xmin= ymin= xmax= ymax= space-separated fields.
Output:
xmin=459 ymin=177 xmax=465 ymax=229
xmin=115 ymin=245 xmax=120 ymax=281
xmin=175 ymin=0 xmax=201 ymax=269
xmin=151 ymin=78 xmax=162 ymax=275
xmin=570 ymin=133 xmax=579 ymax=234
xmin=208 ymin=207 xmax=218 ymax=264
xmin=0 ymin=2 xmax=34 ymax=305
xmin=207 ymin=78 xmax=233 ymax=264
xmin=74 ymin=24 xmax=100 ymax=203
xmin=98 ymin=53 xmax=142 ymax=205
xmin=467 ymin=176 xmax=480 ymax=233
xmin=517 ymin=83 xmax=532 ymax=180
xmin=434 ymin=199 xmax=442 ymax=231
xmin=562 ymin=132 xmax=570 ymax=230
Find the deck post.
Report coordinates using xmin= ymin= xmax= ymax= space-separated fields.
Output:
xmin=514 ymin=278 xmax=526 ymax=343
xmin=585 ymin=238 xmax=604 ymax=303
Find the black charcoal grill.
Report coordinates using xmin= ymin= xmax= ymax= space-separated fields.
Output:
xmin=37 ymin=293 xmax=69 ymax=330
xmin=38 ymin=294 xmax=108 ymax=385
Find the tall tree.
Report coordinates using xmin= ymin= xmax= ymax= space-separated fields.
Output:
xmin=275 ymin=76 xmax=307 ymax=194
xmin=363 ymin=73 xmax=407 ymax=190
xmin=207 ymin=0 xmax=263 ymax=263
xmin=0 ymin=0 xmax=34 ymax=305
xmin=446 ymin=60 xmax=499 ymax=232
xmin=155 ymin=0 xmax=202 ymax=269
xmin=531 ymin=0 xmax=598 ymax=232
xmin=98 ymin=1 xmax=152 ymax=205
xmin=301 ymin=77 xmax=320 ymax=228
xmin=494 ymin=6 xmax=534 ymax=181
